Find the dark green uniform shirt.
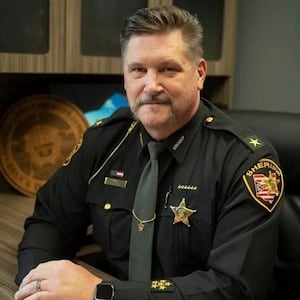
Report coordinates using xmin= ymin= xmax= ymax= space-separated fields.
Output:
xmin=16 ymin=99 xmax=284 ymax=299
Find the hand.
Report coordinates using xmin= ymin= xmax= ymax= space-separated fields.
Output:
xmin=14 ymin=259 xmax=102 ymax=300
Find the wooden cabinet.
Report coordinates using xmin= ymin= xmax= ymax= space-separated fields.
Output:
xmin=0 ymin=0 xmax=238 ymax=196
xmin=65 ymin=0 xmax=237 ymax=106
xmin=66 ymin=0 xmax=237 ymax=106
xmin=0 ymin=0 xmax=161 ymax=74
xmin=0 ymin=0 xmax=237 ymax=106
xmin=65 ymin=0 xmax=162 ymax=74
xmin=0 ymin=0 xmax=65 ymax=73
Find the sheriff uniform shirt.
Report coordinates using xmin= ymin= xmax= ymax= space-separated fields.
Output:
xmin=16 ymin=99 xmax=284 ymax=300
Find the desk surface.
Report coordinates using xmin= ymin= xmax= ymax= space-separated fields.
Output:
xmin=0 ymin=191 xmax=115 ymax=299
xmin=0 ymin=192 xmax=35 ymax=299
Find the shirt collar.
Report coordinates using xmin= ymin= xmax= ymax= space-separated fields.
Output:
xmin=137 ymin=104 xmax=206 ymax=164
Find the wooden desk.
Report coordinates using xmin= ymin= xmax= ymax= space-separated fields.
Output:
xmin=0 ymin=192 xmax=35 ymax=299
xmin=0 ymin=191 xmax=115 ymax=299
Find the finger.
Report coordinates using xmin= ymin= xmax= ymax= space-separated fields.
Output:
xmin=16 ymin=279 xmax=50 ymax=300
xmin=15 ymin=280 xmax=38 ymax=300
xmin=35 ymin=280 xmax=42 ymax=292
xmin=20 ymin=262 xmax=49 ymax=288
xmin=19 ymin=268 xmax=36 ymax=289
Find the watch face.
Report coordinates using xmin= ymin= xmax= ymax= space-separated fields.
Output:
xmin=95 ymin=283 xmax=114 ymax=299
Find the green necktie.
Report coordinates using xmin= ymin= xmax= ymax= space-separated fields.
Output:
xmin=128 ymin=141 xmax=164 ymax=282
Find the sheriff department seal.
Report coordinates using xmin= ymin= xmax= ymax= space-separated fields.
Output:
xmin=242 ymin=158 xmax=284 ymax=212
xmin=0 ymin=94 xmax=89 ymax=197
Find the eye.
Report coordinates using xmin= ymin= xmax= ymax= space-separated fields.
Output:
xmin=130 ymin=67 xmax=146 ymax=78
xmin=162 ymin=67 xmax=178 ymax=76
xmin=165 ymin=67 xmax=176 ymax=72
xmin=131 ymin=67 xmax=146 ymax=73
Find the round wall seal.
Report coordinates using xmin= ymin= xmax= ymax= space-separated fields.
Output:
xmin=0 ymin=94 xmax=89 ymax=197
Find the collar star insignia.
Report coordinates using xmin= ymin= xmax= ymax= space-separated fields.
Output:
xmin=170 ymin=198 xmax=197 ymax=227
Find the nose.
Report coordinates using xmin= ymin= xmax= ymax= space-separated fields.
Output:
xmin=144 ymin=70 xmax=163 ymax=95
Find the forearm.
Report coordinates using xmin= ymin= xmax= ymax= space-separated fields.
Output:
xmin=109 ymin=208 xmax=281 ymax=300
xmin=109 ymin=272 xmax=247 ymax=300
xmin=15 ymin=222 xmax=79 ymax=285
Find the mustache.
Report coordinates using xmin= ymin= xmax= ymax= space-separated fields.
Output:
xmin=138 ymin=94 xmax=171 ymax=106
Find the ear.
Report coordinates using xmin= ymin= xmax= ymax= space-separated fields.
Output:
xmin=197 ymin=59 xmax=207 ymax=91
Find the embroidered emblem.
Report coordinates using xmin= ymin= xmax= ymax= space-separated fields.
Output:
xmin=62 ymin=138 xmax=83 ymax=166
xmin=243 ymin=158 xmax=284 ymax=212
xmin=244 ymin=135 xmax=265 ymax=150
xmin=170 ymin=198 xmax=197 ymax=227
xmin=151 ymin=280 xmax=173 ymax=292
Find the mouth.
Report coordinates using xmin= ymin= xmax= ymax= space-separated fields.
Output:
xmin=144 ymin=100 xmax=167 ymax=105
xmin=139 ymin=101 xmax=170 ymax=112
xmin=140 ymin=95 xmax=170 ymax=105
xmin=133 ymin=94 xmax=171 ymax=113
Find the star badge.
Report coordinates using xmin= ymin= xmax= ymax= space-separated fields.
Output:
xmin=170 ymin=198 xmax=197 ymax=227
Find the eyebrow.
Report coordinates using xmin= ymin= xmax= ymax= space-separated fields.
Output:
xmin=127 ymin=62 xmax=143 ymax=69
xmin=127 ymin=59 xmax=181 ymax=69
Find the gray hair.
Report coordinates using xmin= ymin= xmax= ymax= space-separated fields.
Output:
xmin=120 ymin=5 xmax=204 ymax=63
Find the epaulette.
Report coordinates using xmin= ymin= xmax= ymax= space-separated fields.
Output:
xmin=200 ymin=100 xmax=283 ymax=213
xmin=63 ymin=108 xmax=137 ymax=169
xmin=201 ymin=101 xmax=269 ymax=152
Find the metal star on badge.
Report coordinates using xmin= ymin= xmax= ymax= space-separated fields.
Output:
xmin=170 ymin=198 xmax=197 ymax=227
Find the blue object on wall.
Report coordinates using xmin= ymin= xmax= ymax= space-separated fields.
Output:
xmin=84 ymin=93 xmax=129 ymax=125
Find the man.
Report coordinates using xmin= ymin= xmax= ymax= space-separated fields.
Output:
xmin=15 ymin=5 xmax=284 ymax=300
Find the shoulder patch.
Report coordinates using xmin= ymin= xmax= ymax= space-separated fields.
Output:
xmin=242 ymin=158 xmax=284 ymax=212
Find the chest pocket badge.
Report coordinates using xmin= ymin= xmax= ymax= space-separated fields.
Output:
xmin=170 ymin=198 xmax=197 ymax=227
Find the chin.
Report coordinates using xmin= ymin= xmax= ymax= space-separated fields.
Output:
xmin=139 ymin=105 xmax=173 ymax=120
xmin=142 ymin=114 xmax=176 ymax=130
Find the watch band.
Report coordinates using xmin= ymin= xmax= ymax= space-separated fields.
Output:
xmin=94 ymin=282 xmax=115 ymax=300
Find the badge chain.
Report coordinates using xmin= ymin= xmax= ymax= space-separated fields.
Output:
xmin=132 ymin=209 xmax=156 ymax=232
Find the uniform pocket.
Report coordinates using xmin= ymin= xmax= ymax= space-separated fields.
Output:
xmin=86 ymin=182 xmax=133 ymax=255
xmin=158 ymin=192 xmax=214 ymax=268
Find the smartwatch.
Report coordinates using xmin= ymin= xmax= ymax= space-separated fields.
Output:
xmin=94 ymin=282 xmax=115 ymax=300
